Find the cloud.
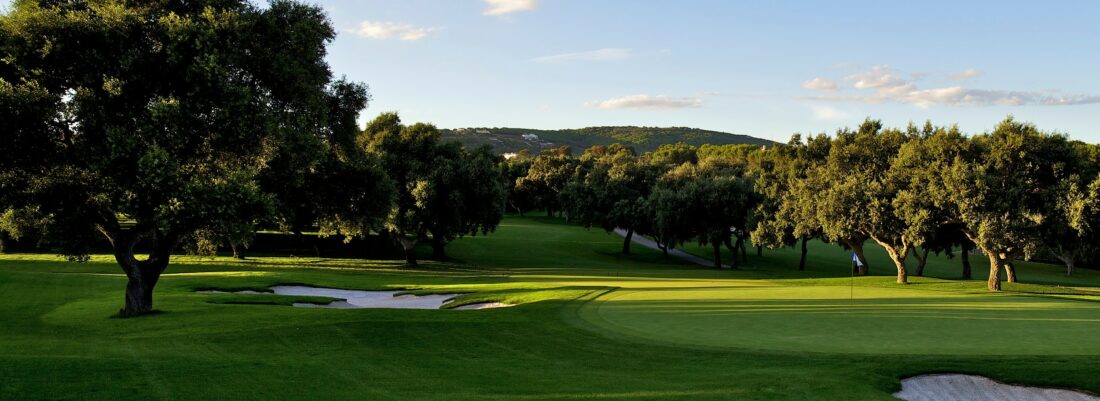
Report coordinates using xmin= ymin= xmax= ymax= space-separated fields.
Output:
xmin=585 ymin=95 xmax=703 ymax=110
xmin=801 ymin=77 xmax=838 ymax=92
xmin=532 ymin=48 xmax=631 ymax=63
xmin=352 ymin=21 xmax=438 ymax=41
xmin=803 ymin=65 xmax=1100 ymax=107
xmin=811 ymin=105 xmax=851 ymax=120
xmin=949 ymin=68 xmax=984 ymax=81
xmin=483 ymin=0 xmax=537 ymax=16
xmin=847 ymin=65 xmax=907 ymax=89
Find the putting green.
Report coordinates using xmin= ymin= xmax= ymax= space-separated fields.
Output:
xmin=578 ymin=285 xmax=1100 ymax=355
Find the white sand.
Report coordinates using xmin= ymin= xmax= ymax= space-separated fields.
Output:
xmin=450 ymin=302 xmax=516 ymax=310
xmin=894 ymin=374 xmax=1100 ymax=401
xmin=271 ymin=286 xmax=460 ymax=309
xmin=199 ymin=286 xmax=514 ymax=310
xmin=196 ymin=290 xmax=264 ymax=294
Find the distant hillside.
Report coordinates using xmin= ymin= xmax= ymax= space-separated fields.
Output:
xmin=440 ymin=126 xmax=774 ymax=155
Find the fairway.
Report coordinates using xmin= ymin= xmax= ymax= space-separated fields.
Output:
xmin=2 ymin=216 xmax=1099 ymax=400
xmin=579 ymin=286 xmax=1100 ymax=355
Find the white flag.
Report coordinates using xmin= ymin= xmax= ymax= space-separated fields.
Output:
xmin=852 ymin=252 xmax=864 ymax=267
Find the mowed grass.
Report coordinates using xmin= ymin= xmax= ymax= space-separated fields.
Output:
xmin=0 ymin=216 xmax=1097 ymax=400
xmin=580 ymin=286 xmax=1100 ymax=355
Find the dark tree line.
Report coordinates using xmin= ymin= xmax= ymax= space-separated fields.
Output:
xmin=505 ymin=118 xmax=1100 ymax=290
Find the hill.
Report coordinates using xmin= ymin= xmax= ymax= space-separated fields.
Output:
xmin=440 ymin=126 xmax=774 ymax=154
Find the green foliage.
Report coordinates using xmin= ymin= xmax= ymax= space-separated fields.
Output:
xmin=561 ymin=144 xmax=659 ymax=239
xmin=440 ymin=126 xmax=773 ymax=154
xmin=359 ymin=113 xmax=506 ymax=263
xmin=515 ymin=150 xmax=578 ymax=216
xmin=0 ymin=0 xmax=365 ymax=314
xmin=941 ymin=117 xmax=1081 ymax=289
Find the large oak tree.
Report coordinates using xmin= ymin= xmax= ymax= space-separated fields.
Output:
xmin=0 ymin=0 xmax=368 ymax=316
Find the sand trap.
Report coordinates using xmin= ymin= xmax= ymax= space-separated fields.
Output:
xmin=273 ymin=285 xmax=460 ymax=309
xmin=196 ymin=290 xmax=264 ymax=294
xmin=198 ymin=286 xmax=514 ymax=310
xmin=895 ymin=374 xmax=1100 ymax=401
xmin=451 ymin=302 xmax=516 ymax=310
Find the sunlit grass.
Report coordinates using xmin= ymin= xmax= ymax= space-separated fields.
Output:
xmin=1 ymin=215 xmax=1099 ymax=400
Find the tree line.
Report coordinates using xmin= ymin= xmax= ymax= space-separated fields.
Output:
xmin=3 ymin=1 xmax=1099 ymax=318
xmin=0 ymin=1 xmax=504 ymax=316
xmin=504 ymin=118 xmax=1100 ymax=290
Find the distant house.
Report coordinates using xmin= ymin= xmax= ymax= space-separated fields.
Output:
xmin=502 ymin=152 xmax=518 ymax=160
xmin=476 ymin=129 xmax=491 ymax=135
xmin=522 ymin=134 xmax=539 ymax=141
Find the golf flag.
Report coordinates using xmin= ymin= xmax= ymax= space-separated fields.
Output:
xmin=851 ymin=252 xmax=864 ymax=267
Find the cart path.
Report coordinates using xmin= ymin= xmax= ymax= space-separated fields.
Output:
xmin=613 ymin=228 xmax=730 ymax=268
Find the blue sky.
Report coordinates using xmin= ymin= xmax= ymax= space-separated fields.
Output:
xmin=314 ymin=0 xmax=1100 ymax=142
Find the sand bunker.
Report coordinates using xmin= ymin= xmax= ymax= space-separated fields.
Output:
xmin=198 ymin=286 xmax=514 ymax=310
xmin=894 ymin=374 xmax=1100 ymax=401
xmin=452 ymin=302 xmax=516 ymax=310
xmin=274 ymin=286 xmax=462 ymax=309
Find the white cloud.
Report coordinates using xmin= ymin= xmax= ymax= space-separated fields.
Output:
xmin=804 ymin=65 xmax=1100 ymax=107
xmin=949 ymin=68 xmax=984 ymax=81
xmin=847 ymin=65 xmax=907 ymax=89
xmin=811 ymin=105 xmax=851 ymax=120
xmin=532 ymin=48 xmax=631 ymax=63
xmin=352 ymin=21 xmax=438 ymax=41
xmin=801 ymin=77 xmax=838 ymax=92
xmin=585 ymin=95 xmax=703 ymax=110
xmin=483 ymin=0 xmax=537 ymax=16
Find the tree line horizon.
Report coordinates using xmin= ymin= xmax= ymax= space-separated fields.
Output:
xmin=510 ymin=116 xmax=1100 ymax=289
xmin=2 ymin=1 xmax=1098 ymax=317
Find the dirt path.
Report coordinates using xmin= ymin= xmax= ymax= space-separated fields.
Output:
xmin=894 ymin=374 xmax=1100 ymax=401
xmin=613 ymin=229 xmax=729 ymax=268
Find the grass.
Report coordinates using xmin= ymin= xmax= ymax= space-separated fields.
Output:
xmin=0 ymin=215 xmax=1098 ymax=400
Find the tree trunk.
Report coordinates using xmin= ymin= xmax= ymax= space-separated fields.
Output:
xmin=739 ymin=237 xmax=748 ymax=263
xmin=431 ymin=240 xmax=444 ymax=259
xmin=756 ymin=245 xmax=763 ymax=257
xmin=230 ymin=243 xmax=244 ymax=260
xmin=114 ymin=231 xmax=177 ymax=318
xmin=0 ymin=233 xmax=6 ymax=254
xmin=961 ymin=242 xmax=972 ymax=279
xmin=429 ymin=232 xmax=446 ymax=258
xmin=986 ymin=251 xmax=1003 ymax=291
xmin=621 ymin=227 xmax=634 ymax=254
xmin=1054 ymin=248 xmax=1077 ymax=277
xmin=912 ymin=248 xmax=929 ymax=277
xmin=1005 ymin=261 xmax=1017 ymax=283
xmin=798 ymin=236 xmax=808 ymax=271
xmin=871 ymin=237 xmax=909 ymax=284
xmin=398 ymin=237 xmax=418 ymax=267
xmin=723 ymin=237 xmax=738 ymax=270
xmin=658 ymin=241 xmax=669 ymax=258
xmin=712 ymin=240 xmax=723 ymax=269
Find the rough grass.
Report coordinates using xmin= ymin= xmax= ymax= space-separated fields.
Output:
xmin=0 ymin=215 xmax=1097 ymax=400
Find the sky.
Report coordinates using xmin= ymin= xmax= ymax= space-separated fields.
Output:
xmin=313 ymin=0 xmax=1100 ymax=142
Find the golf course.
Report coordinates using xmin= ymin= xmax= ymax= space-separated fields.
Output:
xmin=4 ymin=2 xmax=1100 ymax=399
xmin=2 ymin=215 xmax=1098 ymax=400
